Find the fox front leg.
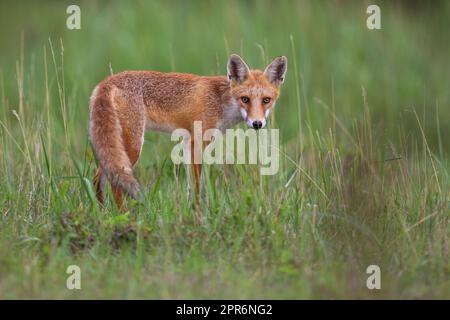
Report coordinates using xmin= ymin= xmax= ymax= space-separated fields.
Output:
xmin=185 ymin=162 xmax=191 ymax=205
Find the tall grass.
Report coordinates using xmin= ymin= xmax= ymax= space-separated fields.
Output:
xmin=0 ymin=0 xmax=449 ymax=298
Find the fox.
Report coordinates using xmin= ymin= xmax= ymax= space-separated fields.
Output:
xmin=89 ymin=54 xmax=287 ymax=209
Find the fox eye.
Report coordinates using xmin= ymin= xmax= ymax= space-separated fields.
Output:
xmin=262 ymin=97 xmax=271 ymax=104
xmin=241 ymin=96 xmax=250 ymax=103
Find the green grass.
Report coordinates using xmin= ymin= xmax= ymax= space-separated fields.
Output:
xmin=0 ymin=0 xmax=449 ymax=299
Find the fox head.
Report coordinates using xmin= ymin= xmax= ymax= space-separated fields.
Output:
xmin=227 ymin=54 xmax=287 ymax=129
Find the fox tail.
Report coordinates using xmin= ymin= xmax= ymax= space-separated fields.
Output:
xmin=89 ymin=84 xmax=141 ymax=199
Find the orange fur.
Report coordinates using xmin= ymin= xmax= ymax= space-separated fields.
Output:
xmin=89 ymin=54 xmax=287 ymax=210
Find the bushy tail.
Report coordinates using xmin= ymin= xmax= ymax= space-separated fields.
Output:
xmin=89 ymin=84 xmax=140 ymax=199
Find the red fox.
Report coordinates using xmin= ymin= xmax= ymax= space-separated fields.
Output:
xmin=89 ymin=54 xmax=287 ymax=209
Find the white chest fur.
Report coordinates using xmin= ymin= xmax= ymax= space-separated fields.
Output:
xmin=218 ymin=98 xmax=243 ymax=131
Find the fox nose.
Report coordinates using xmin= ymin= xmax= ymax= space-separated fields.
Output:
xmin=252 ymin=120 xmax=263 ymax=130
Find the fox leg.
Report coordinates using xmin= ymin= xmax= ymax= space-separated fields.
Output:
xmin=190 ymin=138 xmax=203 ymax=206
xmin=109 ymin=94 xmax=145 ymax=210
xmin=111 ymin=126 xmax=144 ymax=210
xmin=192 ymin=163 xmax=202 ymax=205
xmin=111 ymin=185 xmax=124 ymax=210
xmin=110 ymin=137 xmax=144 ymax=210
xmin=93 ymin=167 xmax=106 ymax=205
xmin=185 ymin=163 xmax=191 ymax=204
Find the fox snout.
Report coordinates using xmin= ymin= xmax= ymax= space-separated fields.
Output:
xmin=251 ymin=119 xmax=264 ymax=130
xmin=246 ymin=116 xmax=266 ymax=130
xmin=239 ymin=107 xmax=267 ymax=130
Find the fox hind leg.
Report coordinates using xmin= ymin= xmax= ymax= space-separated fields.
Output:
xmin=93 ymin=167 xmax=106 ymax=205
xmin=111 ymin=140 xmax=144 ymax=210
xmin=92 ymin=163 xmax=129 ymax=210
xmin=111 ymin=184 xmax=124 ymax=210
xmin=110 ymin=141 xmax=143 ymax=210
xmin=111 ymin=109 xmax=145 ymax=211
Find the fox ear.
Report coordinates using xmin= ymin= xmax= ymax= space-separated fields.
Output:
xmin=264 ymin=56 xmax=287 ymax=84
xmin=227 ymin=54 xmax=250 ymax=83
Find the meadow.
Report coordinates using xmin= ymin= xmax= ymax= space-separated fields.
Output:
xmin=0 ymin=0 xmax=449 ymax=298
